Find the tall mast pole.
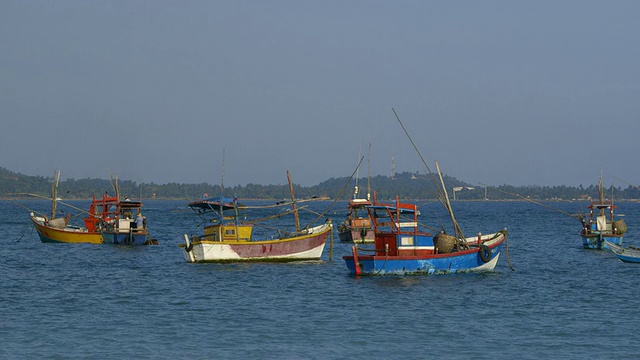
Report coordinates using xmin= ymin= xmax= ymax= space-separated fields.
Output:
xmin=51 ymin=170 xmax=60 ymax=220
xmin=367 ymin=142 xmax=371 ymax=201
xmin=287 ymin=170 xmax=300 ymax=232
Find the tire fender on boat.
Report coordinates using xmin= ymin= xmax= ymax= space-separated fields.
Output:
xmin=479 ymin=244 xmax=491 ymax=263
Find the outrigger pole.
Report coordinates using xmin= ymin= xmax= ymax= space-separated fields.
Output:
xmin=391 ymin=108 xmax=464 ymax=239
xmin=479 ymin=183 xmax=581 ymax=221
xmin=435 ymin=161 xmax=464 ymax=239
xmin=305 ymin=156 xmax=364 ymax=230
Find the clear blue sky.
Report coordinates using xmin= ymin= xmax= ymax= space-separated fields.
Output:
xmin=2 ymin=1 xmax=639 ymax=188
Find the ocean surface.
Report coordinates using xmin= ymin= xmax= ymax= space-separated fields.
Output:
xmin=2 ymin=198 xmax=640 ymax=359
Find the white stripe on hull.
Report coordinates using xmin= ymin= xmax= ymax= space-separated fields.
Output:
xmin=471 ymin=253 xmax=500 ymax=272
xmin=182 ymin=242 xmax=326 ymax=262
xmin=181 ymin=223 xmax=331 ymax=262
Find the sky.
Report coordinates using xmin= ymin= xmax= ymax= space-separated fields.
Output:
xmin=2 ymin=1 xmax=639 ymax=188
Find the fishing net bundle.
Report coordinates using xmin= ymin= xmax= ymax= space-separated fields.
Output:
xmin=433 ymin=232 xmax=457 ymax=254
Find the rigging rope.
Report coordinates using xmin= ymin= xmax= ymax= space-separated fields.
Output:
xmin=480 ymin=184 xmax=581 ymax=221
xmin=392 ymin=108 xmax=465 ymax=238
xmin=304 ymin=156 xmax=365 ymax=229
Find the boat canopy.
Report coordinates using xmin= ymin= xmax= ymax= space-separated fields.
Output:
xmin=188 ymin=196 xmax=247 ymax=215
xmin=588 ymin=203 xmax=615 ymax=210
xmin=367 ymin=205 xmax=417 ymax=214
xmin=349 ymin=199 xmax=372 ymax=206
xmin=120 ymin=201 xmax=142 ymax=209
xmin=189 ymin=200 xmax=235 ymax=212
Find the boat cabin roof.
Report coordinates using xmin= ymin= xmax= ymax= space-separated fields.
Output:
xmin=587 ymin=203 xmax=615 ymax=210
xmin=349 ymin=199 xmax=372 ymax=206
xmin=119 ymin=201 xmax=142 ymax=209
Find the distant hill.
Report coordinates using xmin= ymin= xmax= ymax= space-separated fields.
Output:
xmin=2 ymin=166 xmax=639 ymax=201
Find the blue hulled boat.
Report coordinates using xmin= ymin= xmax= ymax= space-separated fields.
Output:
xmin=100 ymin=199 xmax=156 ymax=246
xmin=580 ymin=177 xmax=626 ymax=249
xmin=606 ymin=241 xmax=640 ymax=263
xmin=343 ymin=194 xmax=507 ymax=275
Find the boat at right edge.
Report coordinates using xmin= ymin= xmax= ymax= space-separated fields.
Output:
xmin=580 ymin=176 xmax=626 ymax=249
xmin=605 ymin=241 xmax=640 ymax=263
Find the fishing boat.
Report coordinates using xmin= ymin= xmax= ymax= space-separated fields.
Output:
xmin=580 ymin=177 xmax=626 ymax=249
xmin=344 ymin=109 xmax=512 ymax=276
xmin=30 ymin=192 xmax=154 ymax=245
xmin=29 ymin=171 xmax=107 ymax=244
xmin=179 ymin=171 xmax=332 ymax=262
xmin=338 ymin=198 xmax=375 ymax=243
xmin=338 ymin=143 xmax=375 ymax=243
xmin=99 ymin=199 xmax=156 ymax=245
xmin=31 ymin=212 xmax=104 ymax=244
xmin=29 ymin=171 xmax=156 ymax=245
xmin=179 ymin=197 xmax=332 ymax=262
xmin=98 ymin=174 xmax=157 ymax=246
xmin=30 ymin=193 xmax=122 ymax=244
xmin=605 ymin=241 xmax=640 ymax=263
xmin=343 ymin=194 xmax=507 ymax=275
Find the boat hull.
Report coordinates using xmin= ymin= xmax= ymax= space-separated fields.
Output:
xmin=101 ymin=231 xmax=150 ymax=246
xmin=580 ymin=197 xmax=626 ymax=250
xmin=30 ymin=216 xmax=103 ymax=244
xmin=338 ymin=228 xmax=375 ymax=243
xmin=343 ymin=232 xmax=506 ymax=275
xmin=605 ymin=241 xmax=640 ymax=263
xmin=180 ymin=223 xmax=332 ymax=262
xmin=581 ymin=233 xmax=623 ymax=249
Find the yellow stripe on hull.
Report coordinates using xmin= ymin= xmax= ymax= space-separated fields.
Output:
xmin=31 ymin=217 xmax=104 ymax=244
xmin=195 ymin=224 xmax=329 ymax=246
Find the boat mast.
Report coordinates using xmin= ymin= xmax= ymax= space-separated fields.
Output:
xmin=392 ymin=108 xmax=464 ymax=239
xmin=110 ymin=173 xmax=120 ymax=201
xmin=610 ymin=182 xmax=615 ymax=221
xmin=220 ymin=149 xmax=239 ymax=240
xmin=287 ymin=170 xmax=300 ymax=232
xmin=436 ymin=161 xmax=465 ymax=239
xmin=353 ymin=142 xmax=362 ymax=199
xmin=220 ymin=148 xmax=225 ymax=221
xmin=50 ymin=170 xmax=61 ymax=220
xmin=367 ymin=142 xmax=371 ymax=201
xmin=598 ymin=174 xmax=605 ymax=217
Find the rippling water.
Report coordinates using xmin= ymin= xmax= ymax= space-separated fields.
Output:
xmin=2 ymin=199 xmax=640 ymax=359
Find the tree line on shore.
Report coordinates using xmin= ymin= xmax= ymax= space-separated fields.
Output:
xmin=2 ymin=166 xmax=639 ymax=201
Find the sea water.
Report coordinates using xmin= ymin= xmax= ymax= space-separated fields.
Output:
xmin=1 ymin=199 xmax=639 ymax=359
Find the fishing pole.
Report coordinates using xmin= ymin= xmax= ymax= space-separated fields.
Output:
xmin=242 ymin=197 xmax=327 ymax=210
xmin=243 ymin=206 xmax=309 ymax=224
xmin=391 ymin=108 xmax=464 ymax=238
xmin=611 ymin=176 xmax=640 ymax=190
xmin=391 ymin=108 xmax=447 ymax=204
xmin=478 ymin=183 xmax=581 ymax=220
xmin=13 ymin=192 xmax=102 ymax=219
